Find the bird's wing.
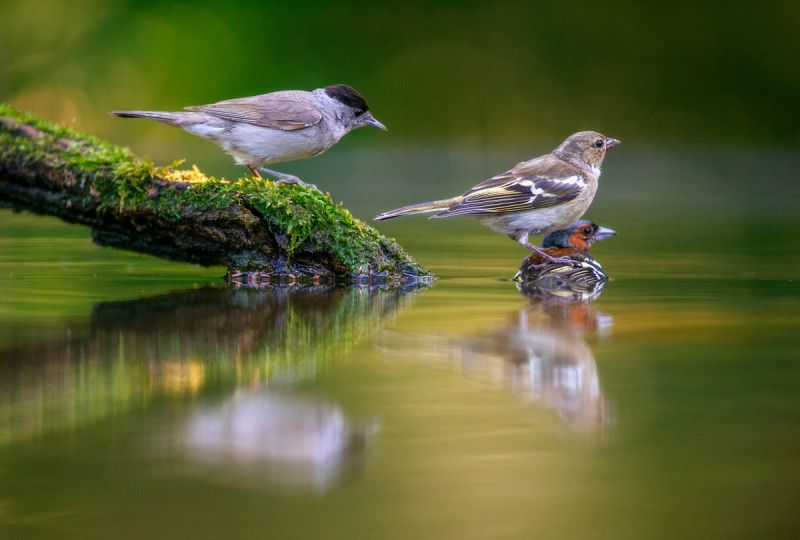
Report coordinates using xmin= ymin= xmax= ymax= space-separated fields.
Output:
xmin=185 ymin=92 xmax=322 ymax=130
xmin=436 ymin=164 xmax=587 ymax=217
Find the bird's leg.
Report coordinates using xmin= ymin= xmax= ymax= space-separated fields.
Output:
xmin=514 ymin=235 xmax=582 ymax=267
xmin=247 ymin=165 xmax=262 ymax=178
xmin=258 ymin=167 xmax=319 ymax=192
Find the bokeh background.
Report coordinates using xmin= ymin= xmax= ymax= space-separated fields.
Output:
xmin=3 ymin=0 xmax=800 ymax=144
xmin=4 ymin=0 xmax=800 ymax=228
xmin=4 ymin=0 xmax=799 ymax=245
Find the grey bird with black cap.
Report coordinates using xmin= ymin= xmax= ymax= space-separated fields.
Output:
xmin=110 ymin=84 xmax=386 ymax=189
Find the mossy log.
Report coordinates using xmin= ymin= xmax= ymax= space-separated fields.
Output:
xmin=0 ymin=104 xmax=432 ymax=285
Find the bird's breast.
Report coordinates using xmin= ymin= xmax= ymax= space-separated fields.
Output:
xmin=223 ymin=123 xmax=335 ymax=165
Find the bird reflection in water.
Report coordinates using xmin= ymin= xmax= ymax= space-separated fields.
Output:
xmin=466 ymin=295 xmax=614 ymax=434
xmin=0 ymin=284 xmax=422 ymax=491
xmin=378 ymin=280 xmax=613 ymax=436
xmin=180 ymin=390 xmax=378 ymax=493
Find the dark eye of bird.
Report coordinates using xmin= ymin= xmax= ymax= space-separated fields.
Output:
xmin=583 ymin=226 xmax=593 ymax=235
xmin=594 ymin=139 xmax=603 ymax=148
xmin=354 ymin=110 xmax=364 ymax=118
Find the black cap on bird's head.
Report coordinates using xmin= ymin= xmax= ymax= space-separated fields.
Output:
xmin=325 ymin=84 xmax=387 ymax=131
xmin=325 ymin=84 xmax=369 ymax=114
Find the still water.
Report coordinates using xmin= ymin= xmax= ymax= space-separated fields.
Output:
xmin=1 ymin=147 xmax=799 ymax=538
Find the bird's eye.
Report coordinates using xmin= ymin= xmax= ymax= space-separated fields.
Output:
xmin=354 ymin=109 xmax=364 ymax=118
xmin=583 ymin=226 xmax=593 ymax=235
xmin=594 ymin=139 xmax=603 ymax=148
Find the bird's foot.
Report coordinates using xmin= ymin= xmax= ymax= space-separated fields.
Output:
xmin=259 ymin=168 xmax=320 ymax=192
xmin=528 ymin=256 xmax=582 ymax=268
xmin=521 ymin=242 xmax=582 ymax=267
xmin=274 ymin=177 xmax=319 ymax=191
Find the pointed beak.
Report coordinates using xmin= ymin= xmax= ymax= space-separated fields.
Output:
xmin=595 ymin=226 xmax=618 ymax=241
xmin=366 ymin=116 xmax=388 ymax=131
xmin=606 ymin=138 xmax=620 ymax=149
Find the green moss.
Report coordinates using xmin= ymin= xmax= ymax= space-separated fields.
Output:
xmin=0 ymin=103 xmax=431 ymax=279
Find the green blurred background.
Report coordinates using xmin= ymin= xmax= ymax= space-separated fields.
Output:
xmin=2 ymin=0 xmax=798 ymax=144
xmin=1 ymin=0 xmax=799 ymax=224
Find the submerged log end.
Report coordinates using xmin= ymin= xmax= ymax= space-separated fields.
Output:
xmin=0 ymin=103 xmax=434 ymax=286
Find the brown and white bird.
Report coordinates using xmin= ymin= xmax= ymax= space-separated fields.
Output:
xmin=111 ymin=84 xmax=386 ymax=189
xmin=514 ymin=220 xmax=618 ymax=298
xmin=375 ymin=131 xmax=619 ymax=264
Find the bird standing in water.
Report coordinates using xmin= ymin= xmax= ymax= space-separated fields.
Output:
xmin=525 ymin=220 xmax=617 ymax=265
xmin=375 ymin=131 xmax=619 ymax=264
xmin=111 ymin=84 xmax=387 ymax=189
xmin=514 ymin=220 xmax=617 ymax=295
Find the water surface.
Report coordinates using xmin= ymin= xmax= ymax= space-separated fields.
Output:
xmin=1 ymin=148 xmax=799 ymax=538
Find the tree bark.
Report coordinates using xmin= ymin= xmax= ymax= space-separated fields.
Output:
xmin=0 ymin=104 xmax=432 ymax=286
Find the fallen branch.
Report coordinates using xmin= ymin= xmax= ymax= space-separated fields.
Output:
xmin=0 ymin=103 xmax=432 ymax=285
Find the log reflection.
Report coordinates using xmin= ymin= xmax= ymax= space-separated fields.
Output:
xmin=0 ymin=284 xmax=426 ymax=447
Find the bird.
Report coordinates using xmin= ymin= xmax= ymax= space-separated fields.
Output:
xmin=110 ymin=84 xmax=387 ymax=189
xmin=374 ymin=131 xmax=619 ymax=264
xmin=514 ymin=220 xmax=617 ymax=298
xmin=535 ymin=220 xmax=617 ymax=260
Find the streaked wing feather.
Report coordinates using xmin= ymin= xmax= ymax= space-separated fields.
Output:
xmin=438 ymin=171 xmax=585 ymax=217
xmin=462 ymin=171 xmax=517 ymax=194
xmin=185 ymin=93 xmax=322 ymax=130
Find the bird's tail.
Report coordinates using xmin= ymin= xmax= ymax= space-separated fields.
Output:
xmin=374 ymin=197 xmax=461 ymax=221
xmin=108 ymin=110 xmax=187 ymax=127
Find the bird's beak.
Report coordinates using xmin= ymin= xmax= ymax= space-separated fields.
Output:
xmin=595 ymin=226 xmax=618 ymax=240
xmin=606 ymin=138 xmax=620 ymax=149
xmin=366 ymin=117 xmax=388 ymax=131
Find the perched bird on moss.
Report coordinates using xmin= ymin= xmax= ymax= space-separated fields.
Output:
xmin=111 ymin=84 xmax=386 ymax=189
xmin=514 ymin=220 xmax=617 ymax=298
xmin=375 ymin=131 xmax=619 ymax=264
